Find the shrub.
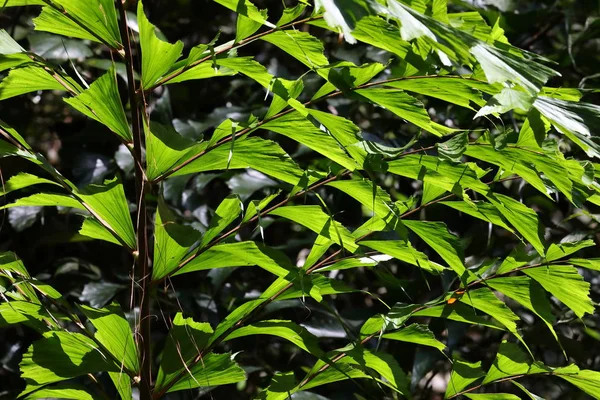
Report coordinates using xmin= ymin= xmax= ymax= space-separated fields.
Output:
xmin=0 ymin=0 xmax=599 ymax=399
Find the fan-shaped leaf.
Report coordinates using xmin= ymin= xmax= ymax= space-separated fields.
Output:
xmin=79 ymin=303 xmax=139 ymax=373
xmin=138 ymin=1 xmax=184 ymax=88
xmin=524 ymin=265 xmax=594 ymax=318
xmin=64 ymin=67 xmax=132 ymax=141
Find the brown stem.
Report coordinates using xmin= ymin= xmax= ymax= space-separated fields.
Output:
xmin=117 ymin=1 xmax=152 ymax=398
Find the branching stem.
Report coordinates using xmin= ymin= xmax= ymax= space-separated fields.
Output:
xmin=117 ymin=1 xmax=152 ymax=398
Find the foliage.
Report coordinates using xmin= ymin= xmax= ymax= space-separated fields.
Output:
xmin=0 ymin=0 xmax=599 ymax=399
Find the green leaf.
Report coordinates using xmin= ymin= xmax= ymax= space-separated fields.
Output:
xmin=414 ymin=302 xmax=505 ymax=331
xmin=138 ymin=0 xmax=184 ymax=88
xmin=155 ymin=313 xmax=213 ymax=391
xmin=262 ymin=111 xmax=360 ymax=170
xmin=302 ymin=234 xmax=335 ymax=270
xmin=202 ymin=195 xmax=243 ymax=246
xmin=483 ymin=341 xmax=548 ymax=385
xmin=516 ymin=109 xmax=551 ymax=149
xmin=314 ymin=0 xmax=372 ymax=44
xmin=213 ymin=0 xmax=275 ymax=28
xmin=445 ymin=359 xmax=485 ymax=398
xmin=77 ymin=177 xmax=136 ymax=250
xmin=152 ymin=200 xmax=200 ymax=280
xmin=79 ymin=303 xmax=139 ymax=373
xmin=311 ymin=61 xmax=386 ymax=100
xmin=440 ymin=200 xmax=514 ymax=233
xmin=383 ymin=323 xmax=446 ymax=351
xmin=511 ymin=381 xmax=545 ymax=400
xmin=19 ymin=331 xmax=118 ymax=396
xmin=236 ymin=11 xmax=264 ymax=42
xmin=307 ymin=109 xmax=367 ymax=164
xmin=278 ymin=274 xmax=354 ymax=301
xmin=0 ymin=66 xmax=66 ymax=100
xmin=388 ymin=154 xmax=489 ymax=195
xmin=559 ymin=369 xmax=600 ymax=399
xmin=0 ymin=301 xmax=58 ymax=330
xmin=360 ymin=240 xmax=445 ymax=274
xmin=261 ymin=30 xmax=328 ymax=68
xmin=276 ymin=4 xmax=306 ymax=26
xmin=403 ymin=220 xmax=466 ymax=276
xmin=0 ymin=193 xmax=85 ymax=210
xmin=475 ymin=87 xmax=534 ymax=118
xmin=0 ymin=28 xmax=25 ymax=54
xmin=570 ymin=258 xmax=600 ymax=271
xmin=384 ymin=2 xmax=558 ymax=94
xmin=145 ymin=121 xmax=203 ymax=181
xmin=166 ymin=352 xmax=246 ymax=393
xmin=242 ymin=191 xmax=280 ymax=223
xmin=464 ymin=394 xmax=521 ymax=400
xmin=466 ymin=144 xmax=578 ymax=202
xmin=524 ymin=265 xmax=594 ymax=318
xmin=355 ymin=88 xmax=457 ymax=137
xmin=0 ymin=0 xmax=45 ymax=6
xmin=64 ymin=67 xmax=132 ymax=142
xmin=458 ymin=288 xmax=522 ymax=338
xmin=171 ymin=137 xmax=306 ymax=186
xmin=546 ymin=240 xmax=595 ymax=262
xmin=486 ymin=276 xmax=560 ymax=348
xmin=109 ymin=371 xmax=132 ymax=400
xmin=0 ymin=118 xmax=31 ymax=150
xmin=347 ymin=16 xmax=426 ymax=72
xmin=208 ymin=278 xmax=291 ymax=346
xmin=326 ymin=178 xmax=392 ymax=218
xmin=361 ymin=303 xmax=421 ymax=336
xmin=485 ymin=193 xmax=546 ymax=256
xmin=314 ymin=255 xmax=380 ymax=272
xmin=384 ymin=77 xmax=488 ymax=109
xmin=225 ymin=320 xmax=324 ymax=356
xmin=298 ymin=363 xmax=371 ymax=392
xmin=0 ymin=172 xmax=61 ymax=196
xmin=437 ymin=132 xmax=468 ymax=163
xmin=173 ymin=241 xmax=297 ymax=279
xmin=300 ymin=347 xmax=410 ymax=395
xmin=346 ymin=347 xmax=411 ymax=396
xmin=534 ymin=96 xmax=600 ymax=158
xmin=0 ymin=252 xmax=40 ymax=303
xmin=265 ymin=77 xmax=304 ymax=118
xmin=269 ymin=206 xmax=358 ymax=252
xmin=256 ymin=371 xmax=297 ymax=400
xmin=33 ymin=0 xmax=121 ymax=49
xmin=24 ymin=383 xmax=97 ymax=400
xmin=79 ymin=218 xmax=122 ymax=246
xmin=166 ymin=60 xmax=236 ymax=84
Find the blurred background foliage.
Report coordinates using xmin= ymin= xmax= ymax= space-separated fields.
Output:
xmin=1 ymin=0 xmax=599 ymax=399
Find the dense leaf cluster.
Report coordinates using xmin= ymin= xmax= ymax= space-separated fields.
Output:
xmin=0 ymin=0 xmax=599 ymax=399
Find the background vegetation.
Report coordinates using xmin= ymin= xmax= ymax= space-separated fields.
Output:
xmin=1 ymin=0 xmax=599 ymax=399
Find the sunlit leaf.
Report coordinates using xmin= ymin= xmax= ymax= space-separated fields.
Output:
xmin=138 ymin=0 xmax=184 ymax=88
xmin=64 ymin=67 xmax=132 ymax=141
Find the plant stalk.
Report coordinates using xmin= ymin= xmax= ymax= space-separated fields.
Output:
xmin=116 ymin=1 xmax=152 ymax=398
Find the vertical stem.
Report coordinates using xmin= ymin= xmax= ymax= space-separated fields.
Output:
xmin=116 ymin=1 xmax=152 ymax=399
